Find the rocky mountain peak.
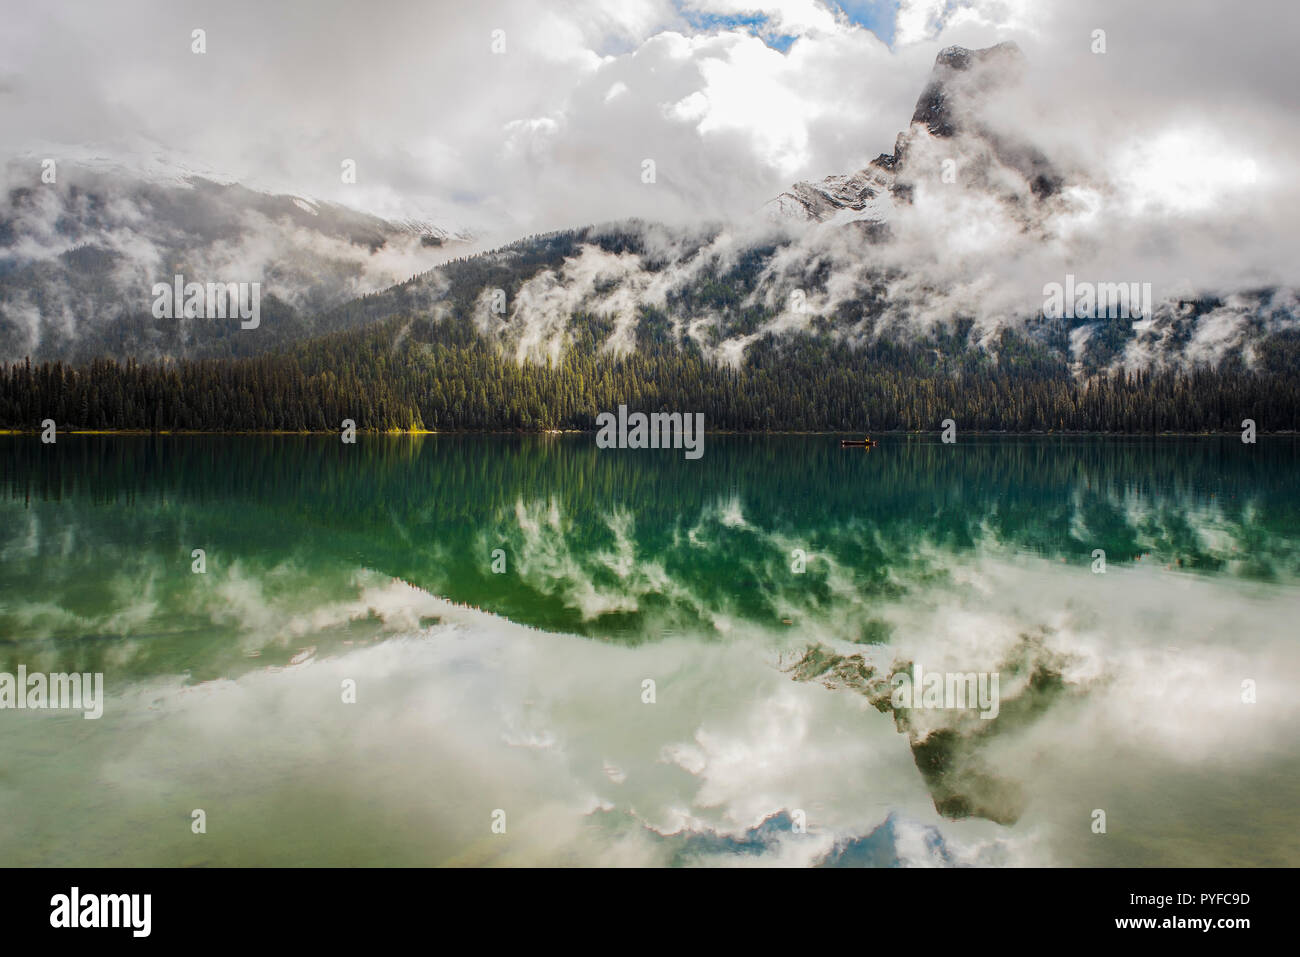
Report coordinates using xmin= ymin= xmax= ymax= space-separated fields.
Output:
xmin=911 ymin=41 xmax=1024 ymax=138
xmin=766 ymin=41 xmax=1046 ymax=227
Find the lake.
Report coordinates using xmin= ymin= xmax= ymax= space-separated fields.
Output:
xmin=2 ymin=434 xmax=1297 ymax=865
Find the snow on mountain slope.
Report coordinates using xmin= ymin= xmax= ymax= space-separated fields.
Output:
xmin=428 ymin=43 xmax=1297 ymax=374
xmin=766 ymin=43 xmax=1056 ymax=230
xmin=0 ymin=154 xmax=473 ymax=360
xmin=4 ymin=45 xmax=1295 ymax=377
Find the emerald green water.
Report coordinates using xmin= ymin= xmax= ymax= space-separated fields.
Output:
xmin=2 ymin=435 xmax=1298 ymax=865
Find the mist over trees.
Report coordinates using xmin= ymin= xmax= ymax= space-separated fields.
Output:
xmin=3 ymin=307 xmax=1296 ymax=433
xmin=3 ymin=220 xmax=1298 ymax=434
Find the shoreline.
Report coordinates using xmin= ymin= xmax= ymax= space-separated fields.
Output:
xmin=0 ymin=429 xmax=1293 ymax=438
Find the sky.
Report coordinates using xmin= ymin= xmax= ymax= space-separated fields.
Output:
xmin=1 ymin=0 xmax=1299 ymax=249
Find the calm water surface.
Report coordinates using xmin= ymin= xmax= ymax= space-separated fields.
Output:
xmin=1 ymin=435 xmax=1297 ymax=865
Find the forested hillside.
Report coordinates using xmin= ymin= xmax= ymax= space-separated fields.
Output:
xmin=0 ymin=168 xmax=467 ymax=363
xmin=3 ymin=309 xmax=1297 ymax=433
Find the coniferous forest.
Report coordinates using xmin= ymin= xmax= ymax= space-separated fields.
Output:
xmin=2 ymin=308 xmax=1297 ymax=433
xmin=4 ymin=222 xmax=1298 ymax=435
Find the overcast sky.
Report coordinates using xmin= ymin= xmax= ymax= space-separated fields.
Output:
xmin=2 ymin=0 xmax=1298 ymax=248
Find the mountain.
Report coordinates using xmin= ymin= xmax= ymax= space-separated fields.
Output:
xmin=377 ymin=42 xmax=1294 ymax=380
xmin=765 ymin=42 xmax=1059 ymax=230
xmin=3 ymin=44 xmax=1298 ymax=434
xmin=0 ymin=159 xmax=470 ymax=362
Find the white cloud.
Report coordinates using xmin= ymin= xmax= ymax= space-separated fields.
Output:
xmin=1 ymin=0 xmax=1298 ymax=273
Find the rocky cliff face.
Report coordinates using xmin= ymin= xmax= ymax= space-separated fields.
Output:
xmin=767 ymin=41 xmax=1059 ymax=229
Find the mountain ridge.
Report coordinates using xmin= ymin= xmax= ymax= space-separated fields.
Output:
xmin=2 ymin=44 xmax=1296 ymax=399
